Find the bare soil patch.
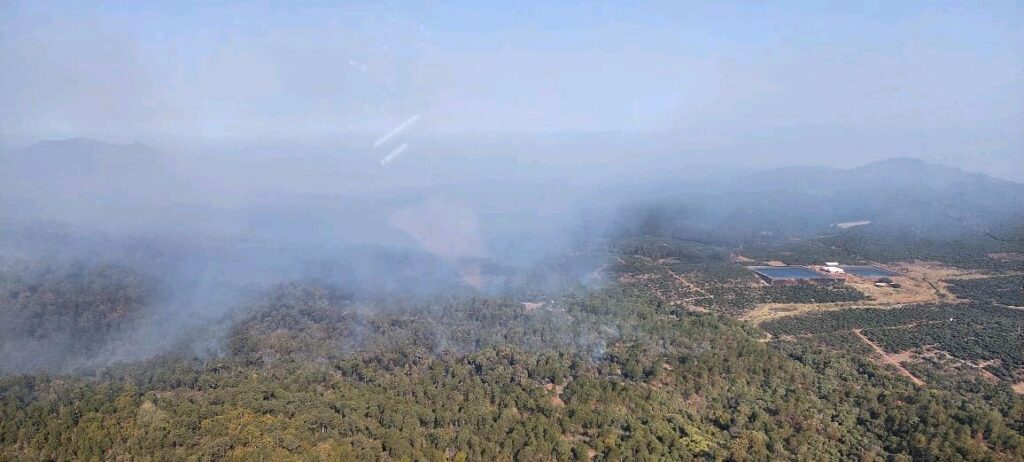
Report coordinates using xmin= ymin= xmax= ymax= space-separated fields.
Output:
xmin=521 ymin=302 xmax=544 ymax=312
xmin=843 ymin=260 xmax=979 ymax=304
xmin=989 ymin=252 xmax=1024 ymax=261
xmin=544 ymin=383 xmax=566 ymax=407
xmin=743 ymin=301 xmax=869 ymax=324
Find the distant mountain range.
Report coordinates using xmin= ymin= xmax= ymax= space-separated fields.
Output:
xmin=597 ymin=157 xmax=1024 ymax=244
xmin=3 ymin=138 xmax=1021 ymax=246
xmin=1 ymin=138 xmax=170 ymax=190
xmin=1 ymin=137 xmax=171 ymax=196
xmin=719 ymin=157 xmax=1024 ymax=239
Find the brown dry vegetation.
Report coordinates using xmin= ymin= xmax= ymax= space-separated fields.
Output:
xmin=989 ymin=252 xmax=1024 ymax=262
xmin=521 ymin=302 xmax=544 ymax=312
xmin=743 ymin=301 xmax=866 ymax=324
xmin=544 ymin=382 xmax=566 ymax=407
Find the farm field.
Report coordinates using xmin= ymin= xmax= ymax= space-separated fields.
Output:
xmin=945 ymin=274 xmax=1024 ymax=307
xmin=612 ymin=246 xmax=1024 ymax=393
xmin=615 ymin=251 xmax=1011 ymax=319
xmin=761 ymin=303 xmax=1024 ymax=386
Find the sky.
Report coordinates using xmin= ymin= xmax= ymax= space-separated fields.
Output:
xmin=1 ymin=1 xmax=1022 ymax=174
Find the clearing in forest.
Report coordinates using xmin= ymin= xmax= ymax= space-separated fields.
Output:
xmin=853 ymin=329 xmax=925 ymax=386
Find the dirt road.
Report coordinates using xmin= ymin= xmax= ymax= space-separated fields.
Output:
xmin=853 ymin=329 xmax=925 ymax=386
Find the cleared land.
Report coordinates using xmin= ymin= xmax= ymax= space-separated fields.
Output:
xmin=744 ymin=261 xmax=984 ymax=323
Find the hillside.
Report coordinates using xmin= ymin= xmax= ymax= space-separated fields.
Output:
xmin=611 ymin=158 xmax=1024 ymax=244
xmin=742 ymin=158 xmax=1024 ymax=236
xmin=1 ymin=153 xmax=1022 ymax=459
xmin=2 ymin=276 xmax=1022 ymax=460
xmin=0 ymin=138 xmax=168 ymax=187
xmin=0 ymin=138 xmax=176 ymax=220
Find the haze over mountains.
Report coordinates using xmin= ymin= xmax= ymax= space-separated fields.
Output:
xmin=3 ymin=2 xmax=1024 ymax=458
xmin=2 ymin=137 xmax=1021 ymax=379
xmin=3 ymin=137 xmax=1021 ymax=249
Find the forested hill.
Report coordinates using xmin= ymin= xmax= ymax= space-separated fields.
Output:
xmin=2 ymin=264 xmax=1023 ymax=460
xmin=603 ymin=157 xmax=1024 ymax=246
xmin=709 ymin=158 xmax=1023 ymax=239
xmin=1 ymin=143 xmax=1022 ymax=460
xmin=0 ymin=138 xmax=170 ymax=194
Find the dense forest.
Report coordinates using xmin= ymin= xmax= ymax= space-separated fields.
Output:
xmin=2 ymin=256 xmax=1024 ymax=461
xmin=0 ymin=262 xmax=153 ymax=372
xmin=1 ymin=162 xmax=1023 ymax=460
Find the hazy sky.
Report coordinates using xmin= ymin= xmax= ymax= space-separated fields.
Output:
xmin=1 ymin=1 xmax=1022 ymax=170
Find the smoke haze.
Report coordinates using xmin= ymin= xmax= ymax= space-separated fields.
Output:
xmin=1 ymin=1 xmax=1022 ymax=373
